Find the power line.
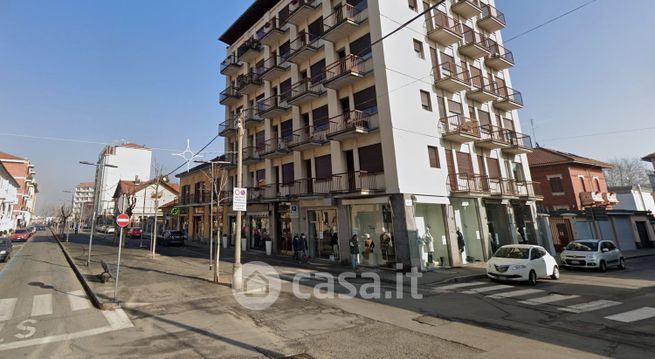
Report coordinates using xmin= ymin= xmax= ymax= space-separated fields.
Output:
xmin=540 ymin=126 xmax=655 ymax=143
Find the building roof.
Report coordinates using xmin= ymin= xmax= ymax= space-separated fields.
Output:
xmin=641 ymin=152 xmax=655 ymax=162
xmin=159 ymin=199 xmax=178 ymax=209
xmin=120 ymin=143 xmax=149 ymax=150
xmin=527 ymin=147 xmax=613 ymax=169
xmin=77 ymin=182 xmax=96 ymax=188
xmin=219 ymin=0 xmax=281 ymax=45
xmin=113 ymin=178 xmax=180 ymax=199
xmin=0 ymin=151 xmax=26 ymax=161
xmin=175 ymin=155 xmax=228 ymax=178
xmin=0 ymin=161 xmax=20 ymax=188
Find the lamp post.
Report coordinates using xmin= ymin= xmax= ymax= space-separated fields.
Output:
xmin=233 ymin=110 xmax=244 ymax=290
xmin=151 ymin=173 xmax=169 ymax=258
xmin=80 ymin=160 xmax=118 ymax=266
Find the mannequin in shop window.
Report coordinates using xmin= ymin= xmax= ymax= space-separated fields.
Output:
xmin=423 ymin=225 xmax=435 ymax=267
xmin=380 ymin=227 xmax=392 ymax=261
xmin=363 ymin=233 xmax=375 ymax=265
xmin=457 ymin=228 xmax=465 ymax=254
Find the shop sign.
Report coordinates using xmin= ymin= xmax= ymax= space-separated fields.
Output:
xmin=289 ymin=204 xmax=299 ymax=219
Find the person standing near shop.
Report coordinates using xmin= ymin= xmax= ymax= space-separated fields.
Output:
xmin=331 ymin=230 xmax=339 ymax=261
xmin=363 ymin=233 xmax=375 ymax=266
xmin=423 ymin=225 xmax=435 ymax=267
xmin=292 ymin=234 xmax=300 ymax=260
xmin=380 ymin=227 xmax=392 ymax=261
xmin=299 ymin=233 xmax=308 ymax=261
xmin=349 ymin=234 xmax=359 ymax=270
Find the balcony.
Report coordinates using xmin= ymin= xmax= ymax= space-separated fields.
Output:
xmin=475 ymin=125 xmax=511 ymax=150
xmin=489 ymin=177 xmax=518 ymax=198
xmin=459 ymin=29 xmax=490 ymax=59
xmin=289 ymin=177 xmax=332 ymax=198
xmin=219 ymin=86 xmax=241 ymax=106
xmin=323 ymin=54 xmax=373 ymax=90
xmin=242 ymin=108 xmax=264 ymax=129
xmin=467 ymin=75 xmax=499 ymax=102
xmin=485 ymin=42 xmax=514 ymax=71
xmin=331 ymin=171 xmax=385 ymax=195
xmin=494 ymin=87 xmax=523 ymax=111
xmin=439 ymin=115 xmax=480 ymax=143
xmin=236 ymin=71 xmax=263 ymax=95
xmin=603 ymin=192 xmax=619 ymax=204
xmin=288 ymin=125 xmax=329 ymax=151
xmin=287 ymin=0 xmax=322 ymax=26
xmin=322 ymin=1 xmax=369 ymax=43
xmin=255 ymin=17 xmax=288 ymax=47
xmin=287 ymin=32 xmax=323 ymax=64
xmin=426 ymin=11 xmax=462 ymax=46
xmin=287 ymin=78 xmax=326 ymax=106
xmin=236 ymin=38 xmax=263 ymax=63
xmin=327 ymin=110 xmax=379 ymax=140
xmin=451 ymin=0 xmax=482 ymax=19
xmin=257 ymin=137 xmax=291 ymax=159
xmin=216 ymin=153 xmax=237 ymax=168
xmin=516 ymin=181 xmax=543 ymax=199
xmin=502 ymin=130 xmax=532 ymax=155
xmin=220 ymin=55 xmax=242 ymax=76
xmin=242 ymin=146 xmax=261 ymax=165
xmin=580 ymin=191 xmax=605 ymax=206
xmin=248 ymin=185 xmax=279 ymax=202
xmin=478 ymin=3 xmax=506 ymax=32
xmin=448 ymin=173 xmax=490 ymax=195
xmin=434 ymin=62 xmax=470 ymax=92
xmin=259 ymin=55 xmax=291 ymax=81
xmin=218 ymin=119 xmax=237 ymax=137
xmin=257 ymin=94 xmax=291 ymax=118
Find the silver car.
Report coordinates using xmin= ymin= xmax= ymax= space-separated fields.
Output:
xmin=560 ymin=239 xmax=626 ymax=272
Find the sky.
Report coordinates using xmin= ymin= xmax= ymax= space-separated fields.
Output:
xmin=0 ymin=0 xmax=653 ymax=213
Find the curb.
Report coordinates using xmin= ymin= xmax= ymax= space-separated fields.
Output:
xmin=50 ymin=229 xmax=111 ymax=311
xmin=625 ymin=253 xmax=655 ymax=260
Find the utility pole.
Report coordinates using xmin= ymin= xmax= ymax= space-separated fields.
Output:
xmin=233 ymin=110 xmax=244 ymax=290
xmin=151 ymin=169 xmax=168 ymax=258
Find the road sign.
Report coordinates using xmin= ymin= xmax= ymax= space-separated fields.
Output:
xmin=170 ymin=208 xmax=179 ymax=216
xmin=233 ymin=187 xmax=247 ymax=212
xmin=116 ymin=213 xmax=129 ymax=228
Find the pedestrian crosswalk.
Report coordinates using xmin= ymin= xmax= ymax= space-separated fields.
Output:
xmin=0 ymin=291 xmax=93 ymax=323
xmin=432 ymin=281 xmax=655 ymax=324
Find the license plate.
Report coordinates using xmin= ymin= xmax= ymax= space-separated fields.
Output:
xmin=570 ymin=260 xmax=581 ymax=265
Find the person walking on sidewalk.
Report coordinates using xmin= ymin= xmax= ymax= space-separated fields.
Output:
xmin=299 ymin=233 xmax=308 ymax=262
xmin=292 ymin=234 xmax=300 ymax=260
xmin=349 ymin=234 xmax=360 ymax=270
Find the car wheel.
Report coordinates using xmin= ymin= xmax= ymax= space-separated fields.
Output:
xmin=528 ymin=270 xmax=537 ymax=286
xmin=550 ymin=266 xmax=560 ymax=280
xmin=618 ymin=258 xmax=626 ymax=270
xmin=599 ymin=260 xmax=607 ymax=273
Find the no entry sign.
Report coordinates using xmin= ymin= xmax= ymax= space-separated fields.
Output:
xmin=116 ymin=213 xmax=129 ymax=228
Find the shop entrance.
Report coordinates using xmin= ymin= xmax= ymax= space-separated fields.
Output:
xmin=307 ymin=209 xmax=337 ymax=260
xmin=276 ymin=203 xmax=293 ymax=255
xmin=452 ymin=198 xmax=484 ymax=264
xmin=350 ymin=203 xmax=395 ymax=267
xmin=192 ymin=215 xmax=203 ymax=242
xmin=248 ymin=216 xmax=269 ymax=250
xmin=484 ymin=203 xmax=512 ymax=252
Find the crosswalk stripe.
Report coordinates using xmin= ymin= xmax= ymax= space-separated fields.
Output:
xmin=559 ymin=300 xmax=621 ymax=314
xmin=605 ymin=307 xmax=655 ymax=323
xmin=0 ymin=298 xmax=18 ymax=322
xmin=487 ymin=289 xmax=544 ymax=299
xmin=31 ymin=294 xmax=53 ymax=317
xmin=462 ymin=284 xmax=513 ymax=294
xmin=519 ymin=294 xmax=580 ymax=305
xmin=67 ymin=290 xmax=92 ymax=311
xmin=432 ymin=281 xmax=487 ymax=291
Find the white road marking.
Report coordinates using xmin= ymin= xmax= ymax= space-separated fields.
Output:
xmin=67 ymin=290 xmax=92 ymax=311
xmin=102 ymin=309 xmax=133 ymax=330
xmin=605 ymin=307 xmax=655 ymax=323
xmin=559 ymin=300 xmax=621 ymax=313
xmin=519 ymin=294 xmax=580 ymax=305
xmin=31 ymin=294 xmax=53 ymax=317
xmin=462 ymin=284 xmax=514 ymax=294
xmin=433 ymin=281 xmax=487 ymax=292
xmin=487 ymin=289 xmax=544 ymax=299
xmin=0 ymin=298 xmax=17 ymax=322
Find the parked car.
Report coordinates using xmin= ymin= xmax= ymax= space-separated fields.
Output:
xmin=96 ymin=225 xmax=107 ymax=233
xmin=560 ymin=239 xmax=626 ymax=272
xmin=487 ymin=244 xmax=560 ymax=285
xmin=157 ymin=230 xmax=186 ymax=246
xmin=105 ymin=226 xmax=116 ymax=234
xmin=127 ymin=228 xmax=143 ymax=239
xmin=10 ymin=229 xmax=30 ymax=242
xmin=0 ymin=238 xmax=12 ymax=262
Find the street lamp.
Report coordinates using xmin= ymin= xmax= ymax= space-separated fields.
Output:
xmin=151 ymin=173 xmax=169 ymax=258
xmin=80 ymin=160 xmax=118 ymax=266
xmin=233 ymin=110 xmax=244 ymax=290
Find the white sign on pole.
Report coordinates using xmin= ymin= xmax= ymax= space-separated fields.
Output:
xmin=233 ymin=187 xmax=247 ymax=212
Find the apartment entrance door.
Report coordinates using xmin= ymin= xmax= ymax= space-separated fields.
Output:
xmin=636 ymin=221 xmax=652 ymax=248
xmin=345 ymin=150 xmax=355 ymax=191
xmin=307 ymin=209 xmax=337 ymax=260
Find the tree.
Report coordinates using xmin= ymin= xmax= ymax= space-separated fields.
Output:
xmin=604 ymin=158 xmax=650 ymax=187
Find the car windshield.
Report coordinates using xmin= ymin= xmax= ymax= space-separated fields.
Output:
xmin=565 ymin=241 xmax=598 ymax=251
xmin=15 ymin=230 xmax=27 ymax=234
xmin=0 ymin=239 xmax=9 ymax=247
xmin=494 ymin=247 xmax=530 ymax=259
xmin=169 ymin=231 xmax=183 ymax=236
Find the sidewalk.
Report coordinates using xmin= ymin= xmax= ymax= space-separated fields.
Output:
xmin=623 ymin=248 xmax=655 ymax=259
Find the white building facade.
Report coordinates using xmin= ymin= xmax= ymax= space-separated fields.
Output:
xmin=0 ymin=162 xmax=19 ymax=233
xmin=73 ymin=182 xmax=95 ymax=224
xmin=94 ymin=144 xmax=152 ymax=223
xmin=218 ymin=0 xmax=540 ymax=268
xmin=113 ymin=180 xmax=179 ymax=233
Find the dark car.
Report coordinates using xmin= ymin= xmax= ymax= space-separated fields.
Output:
xmin=0 ymin=238 xmax=12 ymax=262
xmin=158 ymin=230 xmax=186 ymax=246
xmin=10 ymin=229 xmax=30 ymax=242
xmin=127 ymin=228 xmax=143 ymax=239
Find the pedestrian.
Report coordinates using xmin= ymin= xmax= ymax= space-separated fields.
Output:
xmin=331 ymin=230 xmax=339 ymax=261
xmin=423 ymin=225 xmax=434 ymax=266
xmin=292 ymin=234 xmax=300 ymax=260
xmin=349 ymin=234 xmax=359 ymax=270
xmin=457 ymin=228 xmax=465 ymax=254
xmin=299 ymin=233 xmax=308 ymax=261
xmin=363 ymin=233 xmax=375 ymax=265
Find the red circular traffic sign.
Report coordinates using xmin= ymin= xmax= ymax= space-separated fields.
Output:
xmin=116 ymin=213 xmax=130 ymax=228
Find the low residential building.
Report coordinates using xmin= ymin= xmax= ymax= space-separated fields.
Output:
xmin=610 ymin=185 xmax=655 ymax=213
xmin=0 ymin=151 xmax=38 ymax=228
xmin=0 ymin=161 xmax=20 ymax=233
xmin=112 ymin=178 xmax=179 ymax=233
xmin=527 ymin=147 xmax=617 ymax=212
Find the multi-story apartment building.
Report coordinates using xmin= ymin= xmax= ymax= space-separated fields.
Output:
xmin=93 ymin=143 xmax=152 ymax=224
xmin=0 ymin=161 xmax=20 ymax=233
xmin=218 ymin=0 xmax=540 ymax=268
xmin=72 ymin=182 xmax=95 ymax=224
xmin=0 ymin=151 xmax=38 ymax=228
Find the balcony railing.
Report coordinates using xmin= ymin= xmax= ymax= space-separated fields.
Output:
xmin=236 ymin=38 xmax=263 ymax=63
xmin=488 ymin=177 xmax=515 ymax=196
xmin=323 ymin=54 xmax=373 ymax=89
xmin=257 ymin=94 xmax=291 ymax=117
xmin=287 ymin=77 xmax=325 ymax=105
xmin=257 ymin=137 xmax=291 ymax=158
xmin=255 ymin=17 xmax=287 ymax=46
xmin=289 ymin=177 xmax=332 ymax=197
xmin=451 ymin=0 xmax=482 ymax=19
xmin=516 ymin=181 xmax=543 ymax=198
xmin=603 ymin=192 xmax=619 ymax=204
xmin=259 ymin=54 xmax=291 ymax=81
xmin=236 ymin=71 xmax=263 ymax=94
xmin=486 ymin=41 xmax=514 ymax=71
xmin=288 ymin=32 xmax=322 ymax=63
xmin=476 ymin=124 xmax=511 ymax=149
xmin=459 ymin=29 xmax=490 ymax=59
xmin=478 ymin=3 xmax=506 ymax=32
xmin=467 ymin=75 xmax=499 ymax=102
xmin=219 ymin=86 xmax=241 ymax=105
xmin=439 ymin=115 xmax=480 ymax=142
xmin=331 ymin=171 xmax=385 ymax=194
xmin=242 ymin=107 xmax=264 ymax=128
xmin=288 ymin=124 xmax=329 ymax=149
xmin=580 ymin=191 xmax=605 ymax=206
xmin=242 ymin=146 xmax=261 ymax=163
xmin=494 ymin=86 xmax=523 ymax=111
xmin=327 ymin=110 xmax=379 ymax=139
xmin=220 ymin=55 xmax=241 ymax=75
xmin=433 ymin=62 xmax=470 ymax=92
xmin=287 ymin=0 xmax=322 ymax=26
xmin=218 ymin=119 xmax=237 ymax=136
xmin=425 ymin=11 xmax=462 ymax=46
xmin=322 ymin=1 xmax=369 ymax=42
xmin=448 ymin=173 xmax=490 ymax=194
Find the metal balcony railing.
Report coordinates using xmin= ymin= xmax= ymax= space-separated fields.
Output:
xmin=331 ymin=171 xmax=385 ymax=193
xmin=324 ymin=54 xmax=372 ymax=82
xmin=236 ymin=38 xmax=262 ymax=60
xmin=426 ymin=11 xmax=461 ymax=36
xmin=479 ymin=124 xmax=511 ymax=144
xmin=323 ymin=1 xmax=368 ymax=32
xmin=327 ymin=110 xmax=378 ymax=137
xmin=439 ymin=115 xmax=480 ymax=137
xmin=220 ymin=54 xmax=240 ymax=74
xmin=433 ymin=62 xmax=470 ymax=85
xmin=486 ymin=41 xmax=515 ymax=64
xmin=219 ymin=86 xmax=240 ymax=104
xmin=480 ymin=3 xmax=506 ymax=27
xmin=461 ymin=29 xmax=489 ymax=50
xmin=496 ymin=86 xmax=524 ymax=106
xmin=448 ymin=173 xmax=490 ymax=193
xmin=469 ymin=75 xmax=498 ymax=94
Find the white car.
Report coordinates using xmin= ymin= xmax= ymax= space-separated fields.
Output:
xmin=560 ymin=239 xmax=626 ymax=272
xmin=105 ymin=226 xmax=116 ymax=234
xmin=487 ymin=244 xmax=560 ymax=285
xmin=96 ymin=225 xmax=106 ymax=233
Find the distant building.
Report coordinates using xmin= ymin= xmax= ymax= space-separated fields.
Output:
xmin=527 ymin=147 xmax=617 ymax=212
xmin=93 ymin=144 xmax=152 ymax=223
xmin=610 ymin=185 xmax=655 ymax=213
xmin=73 ymin=182 xmax=95 ymax=224
xmin=642 ymin=152 xmax=655 ymax=191
xmin=0 ymin=151 xmax=38 ymax=227
xmin=112 ymin=178 xmax=179 ymax=233
xmin=0 ymin=161 xmax=20 ymax=233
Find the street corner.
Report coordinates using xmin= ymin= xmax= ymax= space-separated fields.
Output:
xmin=232 ymin=261 xmax=281 ymax=311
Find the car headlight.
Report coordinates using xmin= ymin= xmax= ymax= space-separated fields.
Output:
xmin=586 ymin=254 xmax=595 ymax=260
xmin=511 ymin=265 xmax=527 ymax=270
xmin=0 ymin=250 xmax=5 ymax=254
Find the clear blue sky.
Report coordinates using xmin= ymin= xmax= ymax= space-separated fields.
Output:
xmin=0 ymin=0 xmax=653 ymax=213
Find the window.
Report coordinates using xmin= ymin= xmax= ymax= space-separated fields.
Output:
xmin=413 ymin=39 xmax=424 ymax=59
xmin=593 ymin=177 xmax=601 ymax=192
xmin=420 ymin=90 xmax=432 ymax=111
xmin=428 ymin=146 xmax=440 ymax=168
xmin=315 ymin=155 xmax=332 ymax=180
xmin=578 ymin=176 xmax=586 ymax=191
xmin=408 ymin=0 xmax=417 ymax=11
xmin=358 ymin=143 xmax=384 ymax=173
xmin=549 ymin=177 xmax=564 ymax=193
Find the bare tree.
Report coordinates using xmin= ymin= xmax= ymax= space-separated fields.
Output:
xmin=59 ymin=205 xmax=73 ymax=241
xmin=604 ymin=158 xmax=650 ymax=187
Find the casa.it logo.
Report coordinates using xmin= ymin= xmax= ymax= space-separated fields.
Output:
xmin=232 ymin=261 xmax=281 ymax=311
